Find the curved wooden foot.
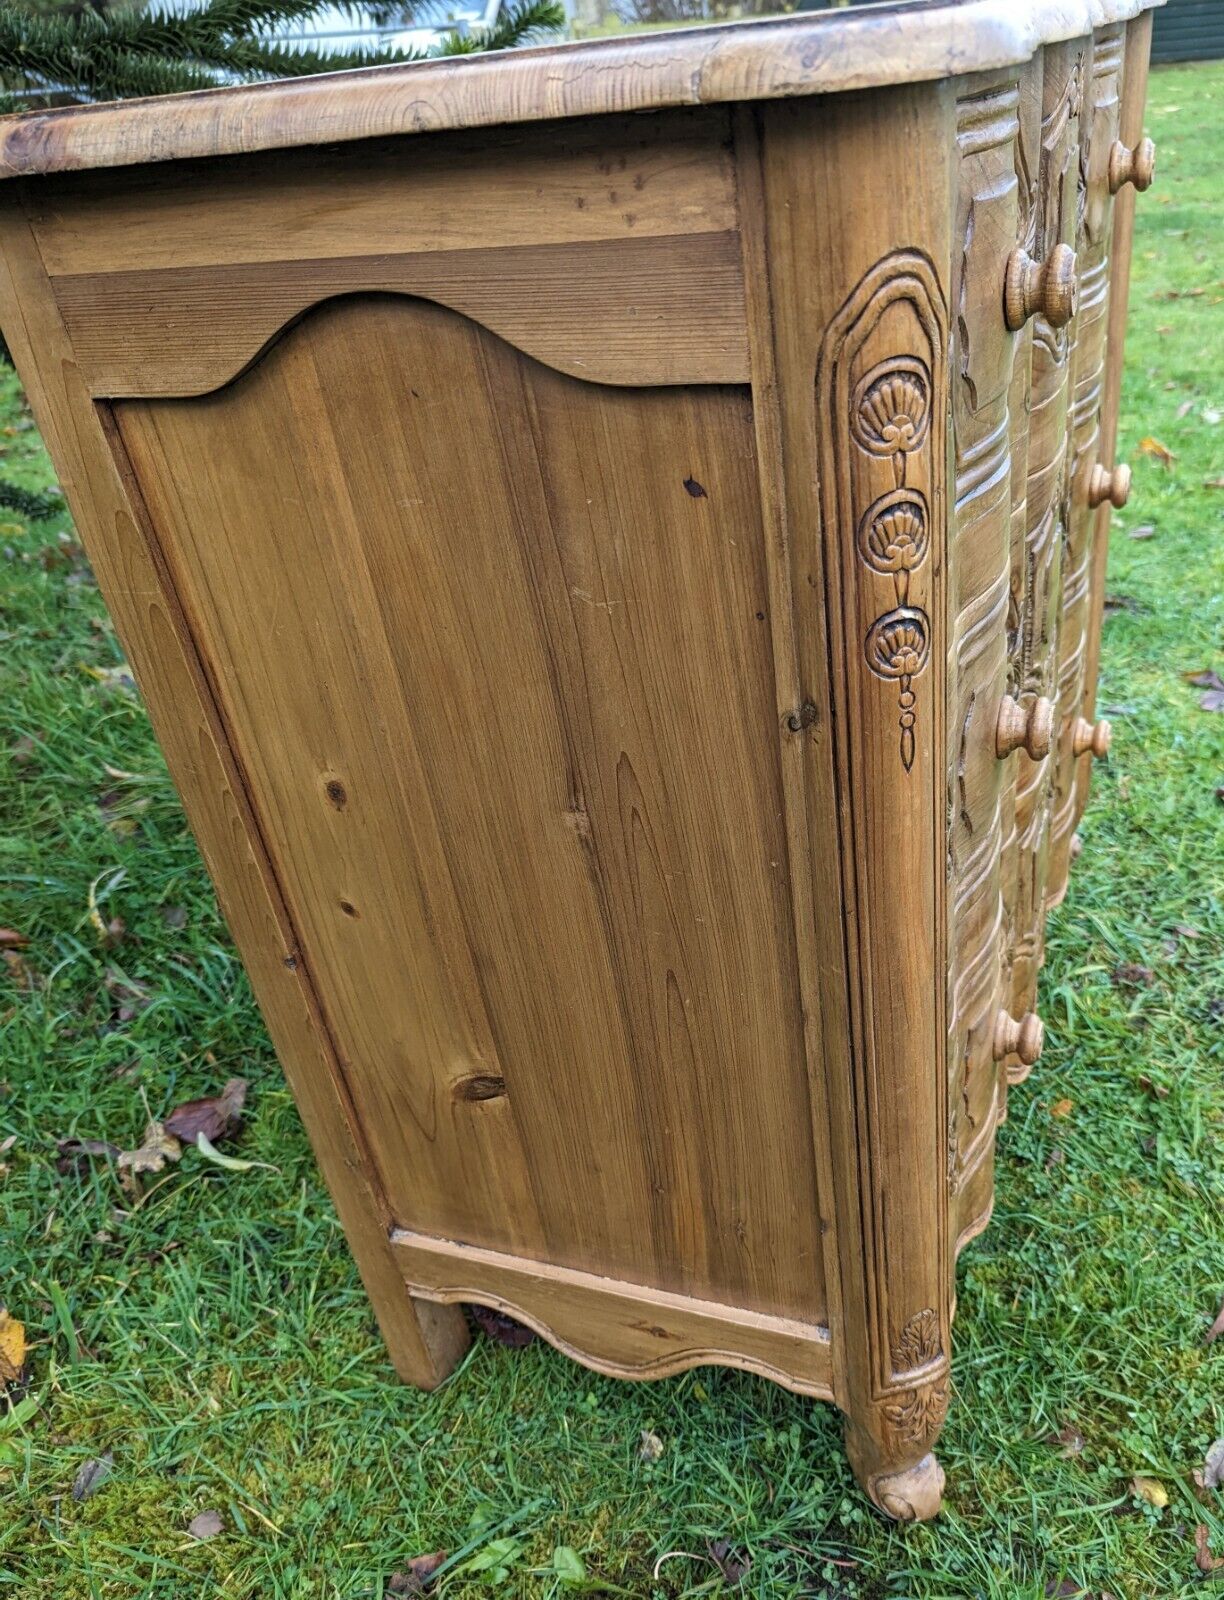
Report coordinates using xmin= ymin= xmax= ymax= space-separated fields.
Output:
xmin=845 ymin=1417 xmax=946 ymax=1521
xmin=862 ymin=1453 xmax=946 ymax=1522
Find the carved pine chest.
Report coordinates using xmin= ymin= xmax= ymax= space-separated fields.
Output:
xmin=0 ymin=0 xmax=1162 ymax=1518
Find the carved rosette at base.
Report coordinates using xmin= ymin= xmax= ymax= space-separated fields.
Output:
xmin=845 ymin=1423 xmax=946 ymax=1522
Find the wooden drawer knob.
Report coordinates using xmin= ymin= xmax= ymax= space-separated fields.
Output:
xmin=1071 ymin=716 xmax=1111 ymax=759
xmin=994 ymin=1009 xmax=1044 ymax=1066
xmin=996 ymin=694 xmax=1055 ymax=760
xmin=1109 ymin=136 xmax=1156 ymax=194
xmin=1087 ymin=461 xmax=1131 ymax=508
xmin=1004 ymin=242 xmax=1078 ymax=331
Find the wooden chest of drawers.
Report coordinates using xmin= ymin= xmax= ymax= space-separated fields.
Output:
xmin=0 ymin=0 xmax=1161 ymax=1518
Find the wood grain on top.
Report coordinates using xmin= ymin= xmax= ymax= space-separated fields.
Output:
xmin=0 ymin=0 xmax=1161 ymax=179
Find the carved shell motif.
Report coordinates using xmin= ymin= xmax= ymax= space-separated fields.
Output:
xmin=864 ymin=608 xmax=930 ymax=772
xmin=858 ymin=491 xmax=929 ymax=576
xmin=851 ymin=358 xmax=931 ymax=457
xmin=864 ymin=609 xmax=930 ymax=682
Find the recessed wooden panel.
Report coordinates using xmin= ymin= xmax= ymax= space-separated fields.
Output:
xmin=114 ymin=293 xmax=826 ymax=1325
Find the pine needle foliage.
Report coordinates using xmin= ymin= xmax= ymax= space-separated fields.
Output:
xmin=0 ymin=0 xmax=562 ymax=513
xmin=0 ymin=0 xmax=564 ymax=109
xmin=0 ymin=478 xmax=61 ymax=519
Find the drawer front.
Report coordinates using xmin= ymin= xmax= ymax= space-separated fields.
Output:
xmin=1046 ymin=24 xmax=1126 ymax=906
xmin=1003 ymin=41 xmax=1084 ymax=1024
xmin=946 ymin=75 xmax=1026 ymax=1243
xmin=1078 ymin=10 xmax=1157 ymax=823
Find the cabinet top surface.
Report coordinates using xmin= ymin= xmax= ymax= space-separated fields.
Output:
xmin=0 ymin=0 xmax=1160 ymax=181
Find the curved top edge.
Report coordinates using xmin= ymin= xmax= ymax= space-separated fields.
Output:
xmin=0 ymin=0 xmax=1161 ymax=181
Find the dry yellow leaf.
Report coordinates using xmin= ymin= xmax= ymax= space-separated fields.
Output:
xmin=1137 ymin=436 xmax=1176 ymax=468
xmin=0 ymin=1309 xmax=25 ymax=1383
xmin=1050 ymin=1098 xmax=1074 ymax=1119
xmin=1131 ymin=1475 xmax=1169 ymax=1509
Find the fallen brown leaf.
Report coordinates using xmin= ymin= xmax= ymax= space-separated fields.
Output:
xmin=0 ymin=1308 xmax=25 ymax=1383
xmin=96 ymin=789 xmax=150 ymax=839
xmin=1204 ymin=477 xmax=1224 ymax=490
xmin=0 ymin=929 xmax=28 ymax=949
xmin=1112 ymin=963 xmax=1155 ymax=988
xmin=1050 ymin=1098 xmax=1074 ymax=1119
xmin=387 ymin=1552 xmax=448 ymax=1594
xmin=56 ymin=1136 xmax=122 ymax=1175
xmin=82 ymin=662 xmax=137 ymax=695
xmin=1128 ymin=524 xmax=1156 ymax=540
xmin=2 ymin=950 xmax=37 ymax=991
xmin=1196 ymin=1525 xmax=1224 ymax=1574
xmin=639 ymin=1429 xmax=665 ymax=1462
xmin=164 ymin=1078 xmax=247 ymax=1145
xmin=10 ymin=734 xmax=36 ymax=767
xmin=1050 ymin=1424 xmax=1085 ymax=1457
xmin=117 ymin=1121 xmax=182 ymax=1176
xmin=1205 ymin=1439 xmax=1224 ymax=1491
xmin=467 ymin=1304 xmax=536 ymax=1348
xmin=187 ymin=1509 xmax=225 ymax=1540
xmin=102 ymin=968 xmax=151 ymax=1024
xmin=1183 ymin=671 xmax=1224 ymax=691
xmin=1044 ymin=1582 xmax=1084 ymax=1599
xmin=1138 ymin=436 xmax=1176 ymax=468
xmin=1138 ymin=1075 xmax=1170 ymax=1100
xmin=1202 ymin=690 xmax=1224 ymax=713
xmin=72 ymin=1453 xmax=113 ymax=1502
xmin=1206 ymin=1300 xmax=1224 ymax=1345
xmin=708 ymin=1540 xmax=751 ymax=1587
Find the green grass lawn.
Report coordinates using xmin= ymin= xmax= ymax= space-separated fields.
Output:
xmin=2 ymin=59 xmax=1223 ymax=1600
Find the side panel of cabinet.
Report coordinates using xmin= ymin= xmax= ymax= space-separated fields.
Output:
xmin=113 ymin=294 xmax=828 ymax=1325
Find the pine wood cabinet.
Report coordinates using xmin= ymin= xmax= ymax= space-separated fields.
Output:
xmin=0 ymin=0 xmax=1162 ymax=1518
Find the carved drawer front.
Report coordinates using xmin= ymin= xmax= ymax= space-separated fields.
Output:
xmin=1002 ymin=40 xmax=1084 ymax=1032
xmin=947 ymin=80 xmax=1025 ymax=1248
xmin=1078 ymin=13 xmax=1157 ymax=834
xmin=1047 ymin=24 xmax=1126 ymax=909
